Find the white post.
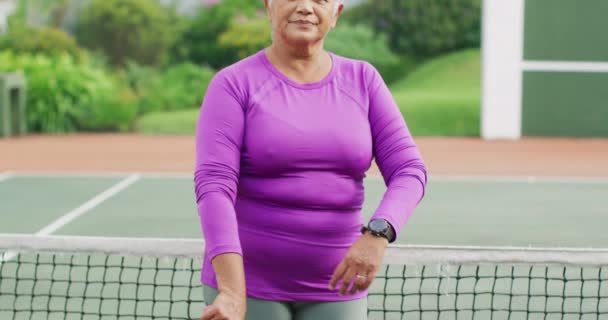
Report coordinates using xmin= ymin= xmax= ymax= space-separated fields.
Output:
xmin=0 ymin=0 xmax=17 ymax=33
xmin=481 ymin=0 xmax=525 ymax=140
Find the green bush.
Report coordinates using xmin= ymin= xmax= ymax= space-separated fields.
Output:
xmin=76 ymin=0 xmax=176 ymax=67
xmin=0 ymin=26 xmax=86 ymax=62
xmin=172 ymin=0 xmax=264 ymax=69
xmin=338 ymin=2 xmax=372 ymax=26
xmin=353 ymin=0 xmax=481 ymax=58
xmin=218 ymin=16 xmax=272 ymax=60
xmin=77 ymin=89 xmax=138 ymax=132
xmin=325 ymin=22 xmax=405 ymax=82
xmin=6 ymin=0 xmax=72 ymax=29
xmin=124 ymin=62 xmax=215 ymax=114
xmin=378 ymin=55 xmax=421 ymax=85
xmin=0 ymin=50 xmax=136 ymax=132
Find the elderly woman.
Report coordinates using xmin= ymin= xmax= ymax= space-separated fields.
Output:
xmin=195 ymin=0 xmax=427 ymax=319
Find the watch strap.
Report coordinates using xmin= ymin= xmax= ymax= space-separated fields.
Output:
xmin=361 ymin=220 xmax=396 ymax=243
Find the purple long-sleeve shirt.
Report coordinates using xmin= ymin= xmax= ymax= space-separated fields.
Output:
xmin=194 ymin=49 xmax=427 ymax=301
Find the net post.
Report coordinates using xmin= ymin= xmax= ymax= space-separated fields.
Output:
xmin=0 ymin=72 xmax=27 ymax=138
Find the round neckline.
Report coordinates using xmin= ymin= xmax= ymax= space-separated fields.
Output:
xmin=258 ymin=48 xmax=337 ymax=90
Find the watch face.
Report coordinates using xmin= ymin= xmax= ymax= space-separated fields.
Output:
xmin=369 ymin=219 xmax=388 ymax=232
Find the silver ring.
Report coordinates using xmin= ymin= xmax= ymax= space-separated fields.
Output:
xmin=356 ymin=274 xmax=366 ymax=280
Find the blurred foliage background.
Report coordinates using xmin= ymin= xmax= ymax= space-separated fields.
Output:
xmin=0 ymin=0 xmax=482 ymax=136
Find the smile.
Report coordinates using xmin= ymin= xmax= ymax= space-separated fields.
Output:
xmin=291 ymin=21 xmax=317 ymax=25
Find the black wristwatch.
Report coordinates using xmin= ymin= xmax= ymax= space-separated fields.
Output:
xmin=361 ymin=219 xmax=396 ymax=243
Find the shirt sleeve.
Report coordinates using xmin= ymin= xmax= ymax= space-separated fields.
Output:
xmin=366 ymin=63 xmax=428 ymax=240
xmin=194 ymin=71 xmax=244 ymax=261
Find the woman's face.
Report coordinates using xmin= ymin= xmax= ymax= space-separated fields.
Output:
xmin=266 ymin=0 xmax=343 ymax=46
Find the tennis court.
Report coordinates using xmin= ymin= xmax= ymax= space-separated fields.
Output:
xmin=1 ymin=171 xmax=608 ymax=319
xmin=2 ymin=172 xmax=608 ymax=246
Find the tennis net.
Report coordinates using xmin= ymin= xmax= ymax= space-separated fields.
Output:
xmin=1 ymin=234 xmax=607 ymax=320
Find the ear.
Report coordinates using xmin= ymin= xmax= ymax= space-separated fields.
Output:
xmin=264 ymin=0 xmax=272 ymax=21
xmin=330 ymin=3 xmax=344 ymax=29
xmin=336 ymin=3 xmax=344 ymax=17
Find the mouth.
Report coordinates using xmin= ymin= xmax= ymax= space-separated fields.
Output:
xmin=290 ymin=20 xmax=317 ymax=25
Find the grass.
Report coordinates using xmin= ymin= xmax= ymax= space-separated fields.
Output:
xmin=134 ymin=109 xmax=199 ymax=135
xmin=391 ymin=48 xmax=481 ymax=136
xmin=134 ymin=48 xmax=481 ymax=136
xmin=395 ymin=92 xmax=480 ymax=136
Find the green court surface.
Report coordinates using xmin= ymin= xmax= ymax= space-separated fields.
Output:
xmin=1 ymin=172 xmax=608 ymax=319
xmin=1 ymin=173 xmax=608 ymax=247
xmin=0 ymin=176 xmax=124 ymax=233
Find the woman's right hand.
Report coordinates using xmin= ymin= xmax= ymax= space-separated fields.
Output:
xmin=201 ymin=290 xmax=246 ymax=320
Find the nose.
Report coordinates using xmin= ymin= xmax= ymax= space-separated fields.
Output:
xmin=295 ymin=0 xmax=314 ymax=15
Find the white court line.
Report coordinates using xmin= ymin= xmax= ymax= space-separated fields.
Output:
xmin=1 ymin=173 xmax=141 ymax=263
xmin=36 ymin=173 xmax=141 ymax=235
xmin=0 ymin=171 xmax=13 ymax=182
xmin=523 ymin=61 xmax=608 ymax=73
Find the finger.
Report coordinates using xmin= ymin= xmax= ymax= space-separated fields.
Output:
xmin=349 ymin=272 xmax=368 ymax=295
xmin=213 ymin=304 xmax=233 ymax=320
xmin=349 ymin=281 xmax=360 ymax=295
xmin=329 ymin=261 xmax=347 ymax=290
xmin=356 ymin=273 xmax=368 ymax=286
xmin=201 ymin=305 xmax=218 ymax=320
xmin=359 ymin=269 xmax=376 ymax=291
xmin=201 ymin=308 xmax=217 ymax=320
xmin=339 ymin=268 xmax=356 ymax=296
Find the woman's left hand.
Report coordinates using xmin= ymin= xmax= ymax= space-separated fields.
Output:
xmin=329 ymin=232 xmax=388 ymax=296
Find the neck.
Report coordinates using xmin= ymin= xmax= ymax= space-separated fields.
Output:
xmin=267 ymin=34 xmax=327 ymax=74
